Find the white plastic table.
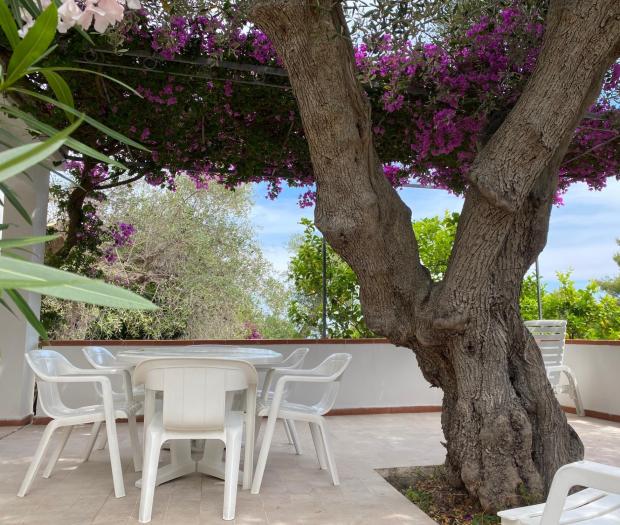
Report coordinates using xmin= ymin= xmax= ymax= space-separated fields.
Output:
xmin=115 ymin=346 xmax=283 ymax=367
xmin=115 ymin=346 xmax=283 ymax=488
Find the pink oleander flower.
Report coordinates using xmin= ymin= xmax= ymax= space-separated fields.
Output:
xmin=21 ymin=0 xmax=141 ymax=37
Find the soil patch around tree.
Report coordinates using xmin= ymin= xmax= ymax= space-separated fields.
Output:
xmin=377 ymin=465 xmax=502 ymax=524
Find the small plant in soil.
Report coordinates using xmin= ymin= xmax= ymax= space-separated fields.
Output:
xmin=379 ymin=465 xmax=523 ymax=524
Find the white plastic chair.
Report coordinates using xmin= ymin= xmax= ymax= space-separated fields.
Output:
xmin=498 ymin=461 xmax=620 ymax=524
xmin=259 ymin=347 xmax=309 ymax=453
xmin=133 ymin=357 xmax=258 ymax=523
xmin=82 ymin=346 xmax=145 ymax=455
xmin=251 ymin=353 xmax=352 ymax=494
xmin=525 ymin=320 xmax=585 ymax=416
xmin=18 ymin=350 xmax=142 ymax=499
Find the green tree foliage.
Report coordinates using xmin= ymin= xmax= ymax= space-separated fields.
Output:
xmin=598 ymin=239 xmax=620 ymax=299
xmin=42 ymin=179 xmax=298 ymax=339
xmin=290 ymin=214 xmax=620 ymax=340
xmin=521 ymin=272 xmax=620 ymax=340
xmin=412 ymin=212 xmax=459 ymax=281
xmin=288 ymin=213 xmax=459 ymax=337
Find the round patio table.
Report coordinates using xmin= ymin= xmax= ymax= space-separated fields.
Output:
xmin=115 ymin=346 xmax=284 ymax=489
xmin=115 ymin=346 xmax=283 ymax=367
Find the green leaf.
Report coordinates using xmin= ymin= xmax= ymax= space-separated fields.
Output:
xmin=0 ymin=234 xmax=57 ymax=250
xmin=5 ymin=288 xmax=47 ymax=338
xmin=35 ymin=66 xmax=143 ymax=98
xmin=1 ymin=104 xmax=129 ymax=170
xmin=0 ymin=181 xmax=32 ymax=224
xmin=10 ymin=87 xmax=150 ymax=152
xmin=0 ymin=0 xmax=20 ymax=49
xmin=41 ymin=70 xmax=75 ymax=122
xmin=0 ymin=117 xmax=82 ymax=183
xmin=5 ymin=3 xmax=57 ymax=87
xmin=0 ymin=256 xmax=158 ymax=310
xmin=0 ymin=293 xmax=17 ymax=316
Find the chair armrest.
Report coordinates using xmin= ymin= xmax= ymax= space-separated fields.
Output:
xmin=59 ymin=368 xmax=135 ymax=404
xmin=53 ymin=373 xmax=113 ymax=385
xmin=545 ymin=365 xmax=572 ymax=374
xmin=540 ymin=461 xmax=620 ymax=524
xmin=261 ymin=368 xmax=330 ymax=401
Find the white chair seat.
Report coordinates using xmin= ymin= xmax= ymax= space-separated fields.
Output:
xmin=50 ymin=399 xmax=141 ymax=420
xmin=498 ymin=462 xmax=620 ymax=524
xmin=133 ymin=357 xmax=257 ymax=523
xmin=252 ymin=353 xmax=352 ymax=495
xmin=147 ymin=410 xmax=244 ymax=441
xmin=525 ymin=320 xmax=584 ymax=416
xmin=258 ymin=400 xmax=323 ymax=419
xmin=18 ymin=350 xmax=143 ymax=499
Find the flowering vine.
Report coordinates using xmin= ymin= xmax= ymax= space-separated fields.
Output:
xmin=22 ymin=3 xmax=619 ymax=257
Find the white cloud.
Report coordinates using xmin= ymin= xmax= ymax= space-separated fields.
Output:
xmin=261 ymin=245 xmax=293 ymax=275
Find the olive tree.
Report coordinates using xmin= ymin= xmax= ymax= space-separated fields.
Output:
xmin=248 ymin=0 xmax=620 ymax=510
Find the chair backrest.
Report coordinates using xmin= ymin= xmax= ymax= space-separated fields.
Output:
xmin=26 ymin=350 xmax=77 ymax=417
xmin=312 ymin=353 xmax=352 ymax=415
xmin=280 ymin=347 xmax=309 ymax=369
xmin=82 ymin=346 xmax=117 ymax=368
xmin=525 ymin=320 xmax=567 ymax=386
xmin=133 ymin=358 xmax=258 ymax=432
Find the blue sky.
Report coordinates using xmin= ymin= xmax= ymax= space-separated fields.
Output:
xmin=250 ymin=178 xmax=620 ymax=288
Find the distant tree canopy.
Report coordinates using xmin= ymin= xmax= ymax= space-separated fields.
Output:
xmin=289 ymin=214 xmax=620 ymax=340
xmin=42 ymin=180 xmax=298 ymax=339
xmin=287 ymin=213 xmax=459 ymax=338
xmin=598 ymin=239 xmax=620 ymax=299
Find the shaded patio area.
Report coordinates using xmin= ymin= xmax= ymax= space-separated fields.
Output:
xmin=1 ymin=413 xmax=619 ymax=525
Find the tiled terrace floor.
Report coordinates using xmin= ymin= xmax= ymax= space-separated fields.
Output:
xmin=1 ymin=413 xmax=619 ymax=524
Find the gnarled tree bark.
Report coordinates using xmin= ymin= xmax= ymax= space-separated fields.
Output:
xmin=250 ymin=0 xmax=620 ymax=511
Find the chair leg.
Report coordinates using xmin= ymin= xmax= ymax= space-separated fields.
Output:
xmin=83 ymin=421 xmax=103 ymax=462
xmin=318 ymin=421 xmax=339 ymax=486
xmin=309 ymin=422 xmax=327 ymax=470
xmin=17 ymin=422 xmax=59 ymax=497
xmin=251 ymin=414 xmax=278 ymax=494
xmin=223 ymin=433 xmax=242 ymax=520
xmin=283 ymin=418 xmax=294 ymax=444
xmin=566 ymin=371 xmax=585 ymax=417
xmin=104 ymin=413 xmax=125 ymax=498
xmin=254 ymin=416 xmax=263 ymax=448
xmin=139 ymin=431 xmax=162 ymax=523
xmin=43 ymin=425 xmax=73 ymax=478
xmin=286 ymin=420 xmax=302 ymax=455
xmin=95 ymin=426 xmax=107 ymax=450
xmin=128 ymin=414 xmax=142 ymax=472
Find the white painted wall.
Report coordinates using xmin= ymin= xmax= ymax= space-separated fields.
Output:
xmin=35 ymin=341 xmax=620 ymax=418
xmin=37 ymin=343 xmax=444 ymax=413
xmin=0 ymin=163 xmax=49 ymax=421
xmin=559 ymin=343 xmax=620 ymax=416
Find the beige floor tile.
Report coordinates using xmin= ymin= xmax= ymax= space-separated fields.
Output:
xmin=1 ymin=414 xmax=617 ymax=524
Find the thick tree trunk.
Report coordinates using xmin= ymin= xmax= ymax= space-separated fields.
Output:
xmin=53 ymin=178 xmax=93 ymax=260
xmin=250 ymin=0 xmax=620 ymax=511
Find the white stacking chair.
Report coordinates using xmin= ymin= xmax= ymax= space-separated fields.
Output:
xmin=525 ymin=320 xmax=585 ymax=416
xmin=82 ymin=346 xmax=145 ymax=455
xmin=133 ymin=358 xmax=258 ymax=523
xmin=18 ymin=350 xmax=142 ymax=499
xmin=259 ymin=347 xmax=309 ymax=454
xmin=498 ymin=461 xmax=620 ymax=524
xmin=251 ymin=353 xmax=352 ymax=494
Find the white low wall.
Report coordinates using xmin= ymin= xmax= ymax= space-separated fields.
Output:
xmin=560 ymin=342 xmax=620 ymax=417
xmin=29 ymin=340 xmax=620 ymax=420
xmin=38 ymin=342 xmax=442 ymax=415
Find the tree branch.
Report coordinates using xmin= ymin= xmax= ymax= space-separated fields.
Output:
xmin=250 ymin=0 xmax=432 ymax=342
xmin=467 ymin=0 xmax=620 ymax=211
xmin=96 ymin=173 xmax=145 ymax=190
